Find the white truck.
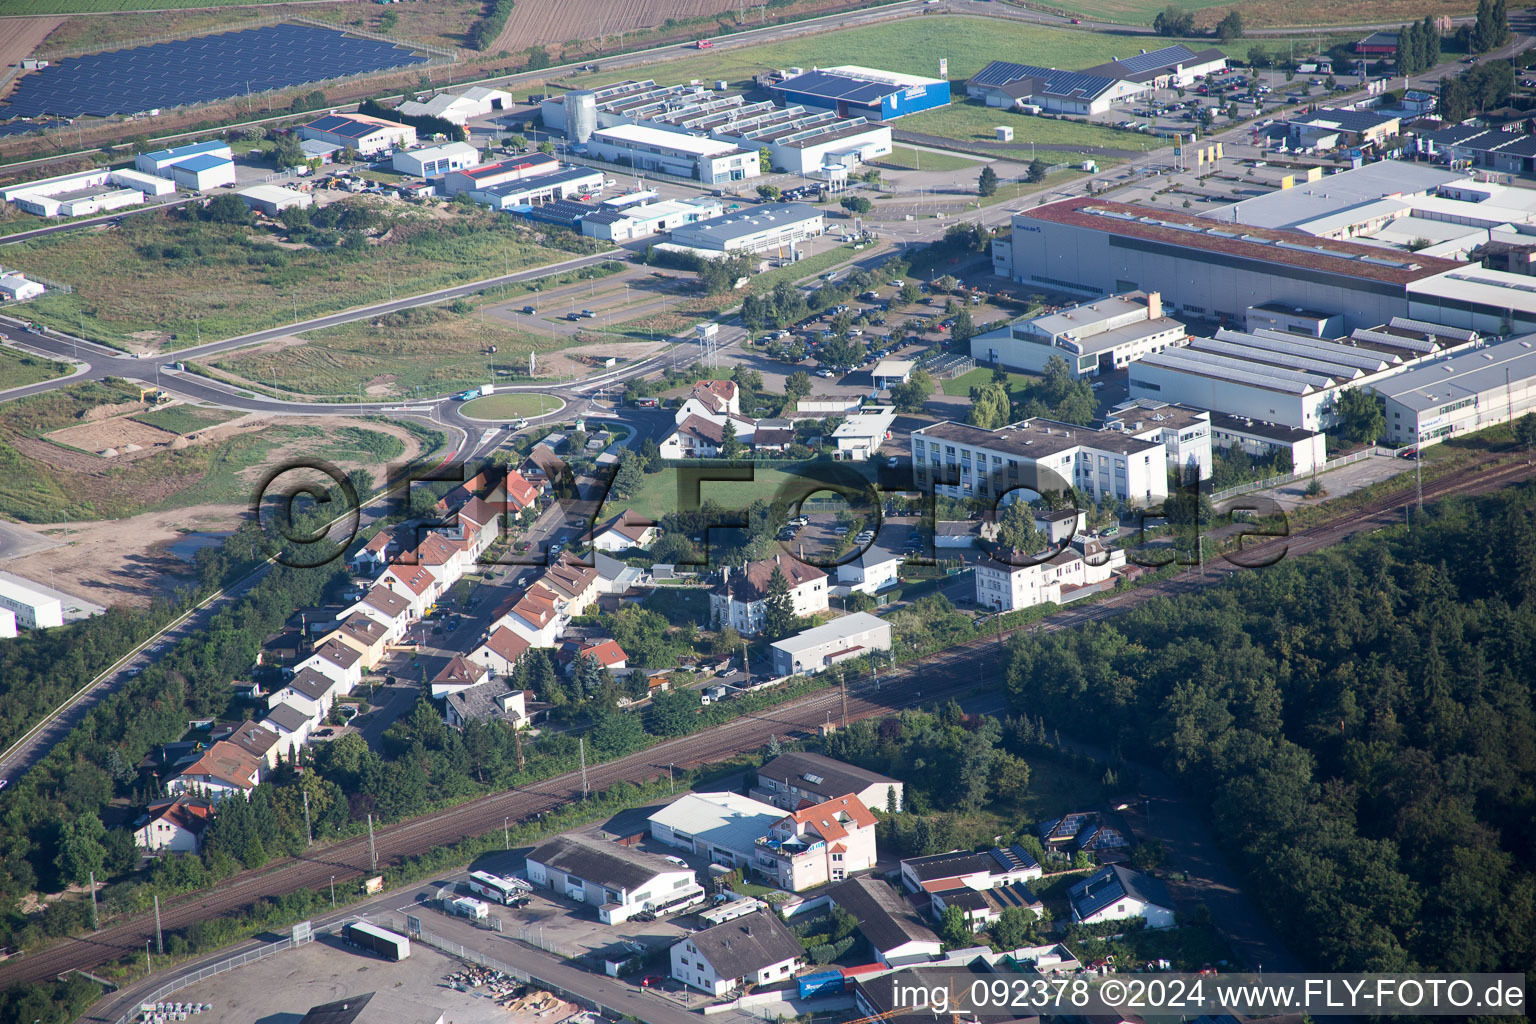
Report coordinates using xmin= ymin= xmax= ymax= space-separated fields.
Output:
xmin=456 ymin=384 xmax=496 ymax=400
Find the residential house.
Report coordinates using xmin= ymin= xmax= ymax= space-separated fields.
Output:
xmin=751 ymin=419 xmax=796 ymax=452
xmin=343 ymin=586 xmax=413 ymax=644
xmin=259 ymin=701 xmax=315 ymax=759
xmin=541 ymin=555 xmax=601 ymax=616
xmin=524 ymin=834 xmax=706 ymax=925
xmin=493 ymin=585 xmax=563 ymax=647
xmin=296 ymin=640 xmax=364 ymax=694
xmin=267 ymin=667 xmax=343 ymax=722
xmin=659 ymin=414 xmax=753 ymax=459
xmin=753 ymin=794 xmax=879 ymax=891
xmin=468 ymin=625 xmax=530 ymax=677
xmin=678 ymin=379 xmax=741 ymax=419
xmin=1068 ymin=865 xmax=1175 ymax=928
xmin=414 ymin=532 xmax=469 ymax=590
xmin=752 ymin=751 xmax=903 ymax=813
xmin=589 ymin=509 xmax=659 ymax=553
xmin=430 ymin=654 xmax=489 ymax=699
xmin=349 ymin=532 xmax=395 ymax=573
xmin=521 ymin=446 xmax=569 ymax=493
xmin=443 ymin=681 xmax=531 ymax=729
xmin=221 ymin=719 xmax=282 ymax=770
xmin=899 ymin=845 xmax=1043 ymax=898
xmin=828 ymin=875 xmax=943 ymax=966
xmin=932 ymin=882 xmax=1044 ymax=931
xmin=379 ymin=563 xmax=438 ymax=618
xmin=442 ymin=495 xmax=502 ymax=562
xmin=669 ymin=910 xmax=803 ymax=996
xmin=572 ymin=637 xmax=628 ymax=674
xmin=133 ymin=796 xmax=214 ymax=854
xmin=498 ymin=468 xmax=540 ymax=510
xmin=166 ymin=741 xmax=261 ymax=803
xmin=1038 ymin=811 xmax=1133 ymax=860
xmin=322 ymin=613 xmax=392 ymax=672
xmin=709 ymin=555 xmax=828 ymax=635
xmin=835 ymin=543 xmax=903 ymax=596
xmin=436 ymin=471 xmax=492 ymax=513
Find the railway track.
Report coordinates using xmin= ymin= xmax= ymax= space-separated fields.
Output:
xmin=3 ymin=454 xmax=1530 ymax=989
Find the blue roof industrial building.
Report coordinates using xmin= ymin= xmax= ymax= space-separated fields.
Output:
xmin=769 ymin=65 xmax=950 ymax=120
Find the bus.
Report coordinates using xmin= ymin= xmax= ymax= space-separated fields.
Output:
xmin=468 ymin=870 xmax=531 ymax=905
xmin=341 ymin=921 xmax=411 ymax=961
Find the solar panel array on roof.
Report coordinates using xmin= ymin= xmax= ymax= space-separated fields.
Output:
xmin=1351 ymin=328 xmax=1439 ymax=353
xmin=970 ymin=61 xmax=1118 ymax=101
xmin=1387 ymin=316 xmax=1477 ymax=344
xmin=774 ymin=70 xmax=897 ymax=105
xmin=1105 ymin=44 xmax=1197 ymax=75
xmin=0 ymin=24 xmax=428 ymax=120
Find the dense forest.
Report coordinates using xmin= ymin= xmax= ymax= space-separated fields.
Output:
xmin=1002 ymin=484 xmax=1536 ymax=974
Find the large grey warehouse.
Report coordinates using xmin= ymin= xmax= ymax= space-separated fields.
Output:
xmin=1372 ymin=336 xmax=1536 ymax=448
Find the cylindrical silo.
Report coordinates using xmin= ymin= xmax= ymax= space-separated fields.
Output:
xmin=565 ymin=90 xmax=598 ymax=145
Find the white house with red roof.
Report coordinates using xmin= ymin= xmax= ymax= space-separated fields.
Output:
xmin=166 ymin=741 xmax=262 ymax=804
xmin=378 ymin=563 xmax=439 ymax=618
xmin=349 ymin=531 xmax=396 ymax=573
xmin=133 ymin=796 xmax=214 ymax=854
xmin=753 ymin=794 xmax=879 ymax=891
xmin=677 ymin=379 xmax=742 ymax=421
xmin=589 ymin=508 xmax=659 ymax=553
xmin=572 ymin=637 xmax=628 ymax=674
xmin=414 ymin=532 xmax=469 ymax=589
xmin=430 ymin=654 xmax=489 ymax=699
xmin=453 ymin=495 xmax=502 ymax=559
xmin=493 ymin=584 xmax=564 ymax=647
xmin=496 ymin=468 xmax=540 ymax=510
xmin=541 ymin=554 xmax=601 ymax=616
xmin=469 ymin=625 xmax=531 ymax=677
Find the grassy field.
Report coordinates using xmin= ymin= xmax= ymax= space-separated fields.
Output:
xmin=871 ymin=145 xmax=985 ymax=173
xmin=460 ymin=392 xmax=563 ymax=420
xmin=941 ymin=366 xmax=1038 ymax=397
xmin=565 ymin=17 xmax=1237 ymax=90
xmin=0 ymin=380 xmax=412 ymax=521
xmin=898 ymin=100 xmax=1162 ymax=154
xmin=129 ymin=404 xmax=241 ymax=434
xmin=612 ymin=459 xmax=876 ymax=521
xmin=0 ymin=345 xmax=71 ymax=390
xmin=7 ymin=205 xmax=607 ymax=352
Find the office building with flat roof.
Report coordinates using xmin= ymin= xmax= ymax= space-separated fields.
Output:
xmin=1372 ymin=336 xmax=1536 ymax=447
xmin=666 ymin=202 xmax=824 ymax=254
xmin=972 ymin=290 xmax=1187 ymax=377
xmin=588 ymin=123 xmax=759 ymax=184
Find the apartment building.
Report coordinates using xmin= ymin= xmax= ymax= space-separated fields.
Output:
xmin=753 ymin=794 xmax=878 ymax=891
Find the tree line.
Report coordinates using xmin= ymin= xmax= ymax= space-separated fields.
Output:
xmin=1002 ymin=485 xmax=1536 ymax=973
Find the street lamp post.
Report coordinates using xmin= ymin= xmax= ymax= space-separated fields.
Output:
xmin=330 ymin=875 xmax=335 ymax=907
xmin=504 ymin=817 xmax=510 ymax=849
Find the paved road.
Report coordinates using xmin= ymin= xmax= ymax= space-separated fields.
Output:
xmin=0 ymin=196 xmax=190 ymax=248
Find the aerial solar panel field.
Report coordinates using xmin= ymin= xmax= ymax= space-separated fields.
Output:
xmin=0 ymin=23 xmax=430 ymax=120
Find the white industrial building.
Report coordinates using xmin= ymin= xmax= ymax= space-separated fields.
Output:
xmin=581 ymin=197 xmax=723 ymax=242
xmin=109 ymin=168 xmax=176 ymax=197
xmin=1002 ymin=197 xmax=1463 ymax=332
xmin=135 ymin=140 xmax=234 ymax=177
xmin=1372 ymin=336 xmax=1536 ymax=447
xmin=0 ymin=607 xmax=16 ymax=638
xmin=831 ymin=405 xmax=896 ymax=460
xmin=542 ymin=79 xmax=891 ymax=178
xmin=296 ymin=113 xmax=416 ymax=156
xmin=237 ymin=184 xmax=312 ymax=216
xmin=769 ymin=612 xmax=892 ymax=677
xmin=396 ymin=86 xmax=512 ymax=125
xmin=972 ymin=290 xmax=1187 ymax=377
xmin=439 ymin=154 xmax=559 ymax=195
xmin=1208 ymin=413 xmax=1328 ymax=476
xmin=664 ymin=202 xmax=824 ymax=256
xmin=588 ymin=123 xmax=760 ymax=185
xmin=0 ymin=166 xmax=174 ymax=218
xmin=1103 ymin=398 xmax=1213 ymax=482
xmin=0 ymin=576 xmax=64 ymax=629
xmin=912 ymin=418 xmax=1169 ymax=507
xmin=524 ymin=834 xmax=705 ymax=925
xmin=170 ymin=154 xmax=238 ymax=191
xmin=392 ymin=141 xmax=481 ymax=178
xmin=1129 ymin=325 xmax=1471 ymax=432
xmin=648 ymin=792 xmax=785 ymax=868
xmin=468 ymin=167 xmax=604 ymax=210
xmin=0 ymin=274 xmax=46 ymax=302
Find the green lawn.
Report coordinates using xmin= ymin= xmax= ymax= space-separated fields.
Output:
xmin=129 ymin=404 xmax=240 ymax=434
xmin=562 ymin=17 xmax=1239 ymax=90
xmin=612 ymin=459 xmax=879 ymax=522
xmin=8 ymin=205 xmax=608 ymax=352
xmin=872 ymin=146 xmax=986 ymax=173
xmin=898 ymin=100 xmax=1161 ymax=154
xmin=941 ymin=366 xmax=1038 ymax=397
xmin=460 ymin=392 xmax=563 ymax=420
xmin=0 ymin=346 xmax=71 ymax=391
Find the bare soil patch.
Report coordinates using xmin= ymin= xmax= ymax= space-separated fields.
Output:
xmin=0 ymin=18 xmax=62 ymax=100
xmin=46 ymin=416 xmax=180 ymax=458
xmin=539 ymin=339 xmax=667 ymax=379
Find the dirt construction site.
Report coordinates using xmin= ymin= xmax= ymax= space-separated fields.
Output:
xmin=163 ymin=935 xmax=587 ymax=1024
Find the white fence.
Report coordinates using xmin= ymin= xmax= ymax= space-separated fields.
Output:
xmin=1210 ymin=446 xmax=1384 ymax=504
xmin=111 ymin=930 xmax=318 ymax=1024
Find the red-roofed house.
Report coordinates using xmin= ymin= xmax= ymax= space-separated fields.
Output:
xmin=574 ymin=638 xmax=628 ymax=673
xmin=343 ymin=586 xmax=412 ymax=643
xmin=320 ymin=613 xmax=392 ymax=671
xmin=133 ymin=796 xmax=214 ymax=854
xmin=678 ymin=379 xmax=741 ymax=420
xmin=166 ymin=741 xmax=262 ymax=804
xmin=755 ymin=794 xmax=879 ymax=891
xmin=415 ymin=532 xmax=469 ymax=588
xmin=435 ymin=471 xmax=491 ymax=512
xmin=498 ymin=468 xmax=540 ymax=510
xmin=430 ymin=654 xmax=489 ymax=698
xmin=350 ymin=531 xmax=396 ymax=573
xmin=379 ymin=563 xmax=439 ymax=618
xmin=541 ymin=553 xmax=601 ymax=615
xmin=454 ymin=495 xmax=502 ymax=559
xmin=589 ymin=509 xmax=659 ymax=553
xmin=469 ymin=625 xmax=531 ymax=677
